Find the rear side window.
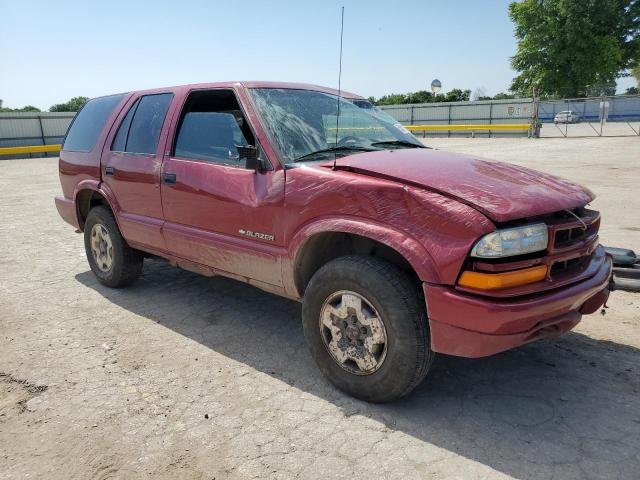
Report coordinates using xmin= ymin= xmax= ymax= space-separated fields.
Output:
xmin=63 ymin=94 xmax=125 ymax=152
xmin=111 ymin=93 xmax=173 ymax=155
xmin=111 ymin=99 xmax=138 ymax=152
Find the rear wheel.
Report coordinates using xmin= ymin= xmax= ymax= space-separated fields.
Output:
xmin=302 ymin=255 xmax=434 ymax=402
xmin=84 ymin=206 xmax=143 ymax=288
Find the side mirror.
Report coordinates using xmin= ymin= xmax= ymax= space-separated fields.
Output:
xmin=237 ymin=145 xmax=268 ymax=173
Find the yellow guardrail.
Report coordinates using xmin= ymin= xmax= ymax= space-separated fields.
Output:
xmin=406 ymin=124 xmax=529 ymax=132
xmin=0 ymin=144 xmax=62 ymax=156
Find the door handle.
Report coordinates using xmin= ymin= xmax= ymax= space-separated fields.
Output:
xmin=105 ymin=166 xmax=115 ymax=176
xmin=163 ymin=172 xmax=177 ymax=184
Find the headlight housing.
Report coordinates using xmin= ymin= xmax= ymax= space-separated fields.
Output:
xmin=470 ymin=223 xmax=548 ymax=258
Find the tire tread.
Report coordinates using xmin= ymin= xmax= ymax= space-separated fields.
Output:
xmin=84 ymin=206 xmax=143 ymax=288
xmin=303 ymin=254 xmax=434 ymax=402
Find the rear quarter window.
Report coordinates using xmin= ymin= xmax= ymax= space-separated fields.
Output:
xmin=62 ymin=94 xmax=126 ymax=152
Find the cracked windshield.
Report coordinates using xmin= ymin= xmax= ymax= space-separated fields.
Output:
xmin=248 ymin=88 xmax=423 ymax=164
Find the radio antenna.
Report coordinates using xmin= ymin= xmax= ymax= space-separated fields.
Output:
xmin=333 ymin=6 xmax=345 ymax=170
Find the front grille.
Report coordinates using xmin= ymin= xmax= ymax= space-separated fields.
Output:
xmin=543 ymin=208 xmax=600 ymax=253
xmin=550 ymin=256 xmax=588 ymax=277
xmin=554 ymin=221 xmax=598 ymax=249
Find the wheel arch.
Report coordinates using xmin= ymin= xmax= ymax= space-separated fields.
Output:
xmin=73 ymin=180 xmax=120 ymax=231
xmin=287 ymin=217 xmax=439 ymax=298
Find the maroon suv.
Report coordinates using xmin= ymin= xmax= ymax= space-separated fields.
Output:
xmin=55 ymin=82 xmax=612 ymax=402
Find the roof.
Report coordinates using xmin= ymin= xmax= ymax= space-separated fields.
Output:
xmin=126 ymin=81 xmax=364 ymax=99
xmin=239 ymin=81 xmax=363 ymax=99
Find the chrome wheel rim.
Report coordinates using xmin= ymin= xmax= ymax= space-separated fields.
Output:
xmin=90 ymin=223 xmax=114 ymax=273
xmin=319 ymin=291 xmax=388 ymax=375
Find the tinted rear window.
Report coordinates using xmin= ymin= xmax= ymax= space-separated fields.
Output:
xmin=63 ymin=94 xmax=126 ymax=152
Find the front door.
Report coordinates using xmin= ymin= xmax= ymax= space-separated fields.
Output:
xmin=160 ymin=88 xmax=286 ymax=287
xmin=101 ymin=92 xmax=174 ymax=251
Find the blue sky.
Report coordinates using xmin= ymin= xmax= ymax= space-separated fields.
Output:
xmin=1 ymin=0 xmax=635 ymax=110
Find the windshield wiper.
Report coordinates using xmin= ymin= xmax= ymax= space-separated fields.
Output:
xmin=370 ymin=140 xmax=425 ymax=148
xmin=293 ymin=146 xmax=373 ymax=163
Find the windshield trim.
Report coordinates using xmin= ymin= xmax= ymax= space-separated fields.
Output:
xmin=243 ymin=86 xmax=290 ymax=169
xmin=293 ymin=145 xmax=377 ymax=163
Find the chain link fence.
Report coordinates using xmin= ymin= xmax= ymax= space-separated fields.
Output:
xmin=537 ymin=95 xmax=640 ymax=137
xmin=378 ymin=95 xmax=640 ymax=138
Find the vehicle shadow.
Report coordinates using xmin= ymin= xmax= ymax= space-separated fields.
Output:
xmin=75 ymin=259 xmax=640 ymax=480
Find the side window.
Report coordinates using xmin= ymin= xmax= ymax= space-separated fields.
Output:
xmin=63 ymin=93 xmax=125 ymax=152
xmin=173 ymin=90 xmax=255 ymax=167
xmin=111 ymin=99 xmax=139 ymax=152
xmin=111 ymin=93 xmax=173 ymax=155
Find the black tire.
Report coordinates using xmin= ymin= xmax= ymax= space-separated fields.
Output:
xmin=84 ymin=206 xmax=143 ymax=288
xmin=302 ymin=255 xmax=434 ymax=403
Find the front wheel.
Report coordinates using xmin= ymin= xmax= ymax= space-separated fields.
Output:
xmin=302 ymin=255 xmax=434 ymax=402
xmin=84 ymin=206 xmax=143 ymax=288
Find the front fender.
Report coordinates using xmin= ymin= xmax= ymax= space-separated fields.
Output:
xmin=282 ymin=215 xmax=441 ymax=298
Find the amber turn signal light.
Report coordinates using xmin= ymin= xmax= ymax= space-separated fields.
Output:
xmin=458 ymin=265 xmax=548 ymax=290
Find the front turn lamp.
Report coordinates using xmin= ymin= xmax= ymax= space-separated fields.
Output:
xmin=458 ymin=265 xmax=548 ymax=290
xmin=470 ymin=223 xmax=548 ymax=258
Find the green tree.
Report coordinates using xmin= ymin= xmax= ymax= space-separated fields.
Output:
xmin=371 ymin=89 xmax=473 ymax=105
xmin=478 ymin=92 xmax=519 ymax=100
xmin=49 ymin=96 xmax=89 ymax=112
xmin=509 ymin=0 xmax=640 ymax=98
xmin=444 ymin=89 xmax=471 ymax=102
xmin=587 ymin=79 xmax=618 ymax=96
xmin=492 ymin=92 xmax=517 ymax=100
xmin=372 ymin=92 xmax=431 ymax=105
xmin=626 ymin=86 xmax=639 ymax=94
xmin=0 ymin=100 xmax=41 ymax=112
xmin=632 ymin=62 xmax=640 ymax=84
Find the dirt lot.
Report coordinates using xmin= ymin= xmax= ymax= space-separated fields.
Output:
xmin=1 ymin=137 xmax=639 ymax=480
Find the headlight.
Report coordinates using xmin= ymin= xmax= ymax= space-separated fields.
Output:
xmin=471 ymin=223 xmax=548 ymax=258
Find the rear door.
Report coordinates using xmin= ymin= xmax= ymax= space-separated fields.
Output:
xmin=160 ymin=88 xmax=286 ymax=287
xmin=101 ymin=92 xmax=174 ymax=251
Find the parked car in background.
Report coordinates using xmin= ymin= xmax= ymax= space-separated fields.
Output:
xmin=55 ymin=82 xmax=612 ymax=402
xmin=554 ymin=110 xmax=581 ymax=124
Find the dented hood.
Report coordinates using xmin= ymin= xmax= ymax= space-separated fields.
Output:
xmin=322 ymin=148 xmax=594 ymax=223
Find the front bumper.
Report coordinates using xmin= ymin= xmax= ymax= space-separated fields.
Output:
xmin=425 ymin=247 xmax=612 ymax=358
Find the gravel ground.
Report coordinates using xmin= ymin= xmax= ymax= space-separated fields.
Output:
xmin=1 ymin=137 xmax=639 ymax=480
